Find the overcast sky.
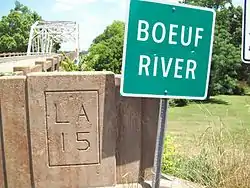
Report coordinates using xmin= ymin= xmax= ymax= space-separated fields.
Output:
xmin=0 ymin=0 xmax=243 ymax=51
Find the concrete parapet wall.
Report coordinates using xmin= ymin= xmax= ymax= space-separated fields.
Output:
xmin=0 ymin=54 xmax=57 ymax=64
xmin=0 ymin=53 xmax=73 ymax=74
xmin=11 ymin=54 xmax=64 ymax=75
xmin=0 ymin=72 xmax=159 ymax=187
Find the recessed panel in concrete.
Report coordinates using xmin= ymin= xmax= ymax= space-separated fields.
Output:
xmin=45 ymin=91 xmax=99 ymax=166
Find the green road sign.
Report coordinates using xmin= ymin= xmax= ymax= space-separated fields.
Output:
xmin=120 ymin=0 xmax=216 ymax=100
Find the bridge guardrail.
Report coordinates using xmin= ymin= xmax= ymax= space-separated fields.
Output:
xmin=0 ymin=52 xmax=58 ymax=58
xmin=0 ymin=52 xmax=77 ymax=76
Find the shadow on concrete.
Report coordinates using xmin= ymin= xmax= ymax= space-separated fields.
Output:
xmin=114 ymin=75 xmax=160 ymax=182
xmin=102 ymin=74 xmax=117 ymax=161
xmin=139 ymin=181 xmax=152 ymax=188
xmin=114 ymin=75 xmax=142 ymax=182
xmin=139 ymin=98 xmax=159 ymax=182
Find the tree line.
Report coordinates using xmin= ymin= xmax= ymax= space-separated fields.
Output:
xmin=0 ymin=1 xmax=60 ymax=53
xmin=0 ymin=1 xmax=41 ymax=52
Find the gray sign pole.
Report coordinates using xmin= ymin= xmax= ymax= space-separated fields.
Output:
xmin=152 ymin=98 xmax=169 ymax=188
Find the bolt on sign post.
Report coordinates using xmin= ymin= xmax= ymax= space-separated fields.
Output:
xmin=120 ymin=0 xmax=216 ymax=187
xmin=242 ymin=0 xmax=250 ymax=63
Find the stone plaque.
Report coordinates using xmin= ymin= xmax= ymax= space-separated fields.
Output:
xmin=45 ymin=91 xmax=99 ymax=166
xmin=27 ymin=72 xmax=116 ymax=188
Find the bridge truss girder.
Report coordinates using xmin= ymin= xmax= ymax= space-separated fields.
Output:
xmin=27 ymin=21 xmax=79 ymax=63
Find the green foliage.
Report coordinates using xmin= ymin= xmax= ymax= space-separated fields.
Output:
xmin=169 ymin=99 xmax=189 ymax=107
xmin=52 ymin=43 xmax=61 ymax=53
xmin=208 ymin=6 xmax=245 ymax=96
xmin=79 ymin=54 xmax=95 ymax=71
xmin=0 ymin=72 xmax=16 ymax=76
xmin=60 ymin=54 xmax=81 ymax=71
xmin=186 ymin=0 xmax=232 ymax=10
xmin=186 ymin=1 xmax=246 ymax=97
xmin=0 ymin=1 xmax=42 ymax=52
xmin=161 ymin=128 xmax=250 ymax=188
xmin=170 ymin=152 xmax=221 ymax=187
xmin=82 ymin=20 xmax=125 ymax=74
xmin=162 ymin=135 xmax=179 ymax=174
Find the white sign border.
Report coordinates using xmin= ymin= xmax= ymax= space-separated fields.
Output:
xmin=242 ymin=0 xmax=250 ymax=63
xmin=120 ymin=0 xmax=216 ymax=100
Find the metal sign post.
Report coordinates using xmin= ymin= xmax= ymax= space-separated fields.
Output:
xmin=152 ymin=98 xmax=169 ymax=188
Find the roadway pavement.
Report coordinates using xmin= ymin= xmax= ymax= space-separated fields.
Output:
xmin=0 ymin=55 xmax=56 ymax=73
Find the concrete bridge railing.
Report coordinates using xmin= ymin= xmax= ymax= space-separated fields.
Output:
xmin=0 ymin=52 xmax=58 ymax=58
xmin=0 ymin=72 xmax=160 ymax=188
xmin=0 ymin=52 xmax=76 ymax=76
xmin=12 ymin=54 xmax=63 ymax=75
xmin=0 ymin=52 xmax=28 ymax=57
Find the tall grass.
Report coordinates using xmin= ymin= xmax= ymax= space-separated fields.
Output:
xmin=60 ymin=55 xmax=80 ymax=71
xmin=162 ymin=125 xmax=250 ymax=188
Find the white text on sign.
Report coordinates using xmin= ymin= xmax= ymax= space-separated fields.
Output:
xmin=138 ymin=55 xmax=196 ymax=79
xmin=136 ymin=20 xmax=205 ymax=79
xmin=137 ymin=20 xmax=204 ymax=46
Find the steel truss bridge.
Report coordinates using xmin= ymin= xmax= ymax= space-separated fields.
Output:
xmin=0 ymin=20 xmax=79 ymax=73
xmin=27 ymin=20 xmax=80 ymax=63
